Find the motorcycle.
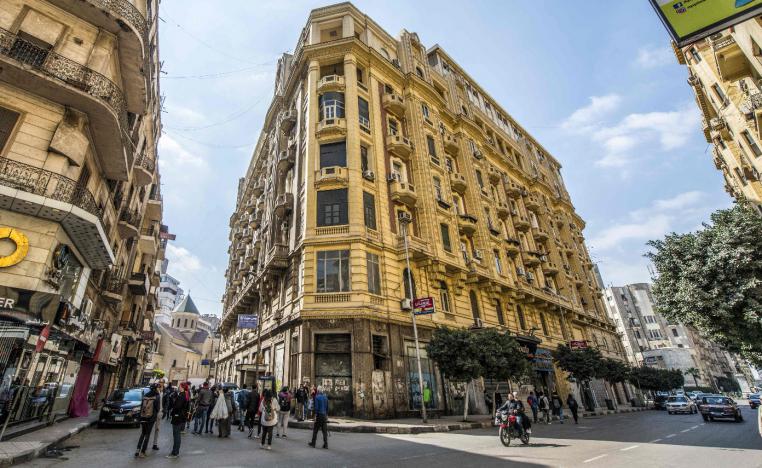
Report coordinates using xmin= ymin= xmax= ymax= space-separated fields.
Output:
xmin=495 ymin=409 xmax=530 ymax=446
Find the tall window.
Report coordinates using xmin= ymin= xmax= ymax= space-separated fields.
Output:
xmin=445 ymin=157 xmax=454 ymax=173
xmin=540 ymin=313 xmax=549 ymax=335
xmin=742 ymin=130 xmax=762 ymax=157
xmin=360 ymin=146 xmax=370 ymax=172
xmin=0 ymin=106 xmax=21 ymax=153
xmin=426 ymin=135 xmax=437 ymax=157
xmin=439 ymin=281 xmax=452 ymax=314
xmin=317 ymin=189 xmax=348 ymax=226
xmin=469 ymin=290 xmax=481 ymax=323
xmin=366 ymin=253 xmax=381 ymax=295
xmin=475 ymin=170 xmax=484 ymax=189
xmin=402 ymin=268 xmax=416 ymax=300
xmin=320 ymin=141 xmax=346 ymax=168
xmin=433 ymin=176 xmax=443 ymax=200
xmin=422 ymin=103 xmax=430 ymax=120
xmin=493 ymin=250 xmax=502 ymax=274
xmin=388 ymin=118 xmax=399 ymax=135
xmin=317 ymin=250 xmax=350 ymax=292
xmin=363 ymin=191 xmax=376 ymax=230
xmin=711 ymin=83 xmax=728 ymax=105
xmin=517 ymin=305 xmax=526 ymax=330
xmin=358 ymin=97 xmax=370 ymax=130
xmin=440 ymin=223 xmax=451 ymax=252
xmin=495 ymin=299 xmax=505 ymax=326
xmin=319 ymin=92 xmax=345 ymax=120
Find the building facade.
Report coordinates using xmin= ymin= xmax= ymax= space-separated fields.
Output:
xmin=217 ymin=2 xmax=624 ymax=418
xmin=156 ymin=271 xmax=183 ymax=325
xmin=676 ymin=17 xmax=762 ymax=204
xmin=0 ymin=0 xmax=163 ymax=422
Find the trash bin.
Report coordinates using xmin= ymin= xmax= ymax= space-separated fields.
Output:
xmin=605 ymin=399 xmax=615 ymax=410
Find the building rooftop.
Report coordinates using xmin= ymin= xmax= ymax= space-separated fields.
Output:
xmin=173 ymin=295 xmax=200 ymax=315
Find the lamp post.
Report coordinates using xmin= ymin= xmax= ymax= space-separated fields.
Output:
xmin=399 ymin=215 xmax=428 ymax=424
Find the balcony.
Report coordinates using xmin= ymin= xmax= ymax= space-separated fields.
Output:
xmin=386 ymin=134 xmax=413 ymax=159
xmin=496 ymin=201 xmax=510 ymax=219
xmin=513 ymin=215 xmax=530 ymax=231
xmin=0 ymin=27 xmax=131 ymax=180
xmin=709 ymin=117 xmax=731 ymax=140
xmin=146 ymin=190 xmax=162 ymax=222
xmin=264 ymin=243 xmax=289 ymax=271
xmin=505 ymin=180 xmax=523 ymax=197
xmin=389 ymin=179 xmax=417 ymax=206
xmin=542 ymin=261 xmax=560 ymax=276
xmin=252 ymin=181 xmax=264 ymax=197
xmin=443 ymin=133 xmax=459 ymax=153
xmin=128 ymin=272 xmax=149 ymax=296
xmin=139 ymin=226 xmax=159 ymax=255
xmin=101 ymin=270 xmax=126 ymax=304
xmin=458 ymin=214 xmax=478 ymax=235
xmin=531 ymin=227 xmax=549 ymax=241
xmin=315 ymin=166 xmax=348 ymax=187
xmin=396 ymin=234 xmax=431 ymax=260
xmin=277 ymin=150 xmax=295 ymax=172
xmin=241 ymin=227 xmax=253 ymax=242
xmin=524 ymin=252 xmax=541 ymax=267
xmin=504 ymin=237 xmax=521 ymax=256
xmin=317 ymin=74 xmax=345 ymax=93
xmin=279 ymin=109 xmax=297 ymax=132
xmin=487 ymin=166 xmax=501 ymax=183
xmin=711 ymin=35 xmax=751 ymax=82
xmin=118 ymin=209 xmax=141 ymax=239
xmin=382 ymin=93 xmax=405 ymax=115
xmin=449 ymin=172 xmax=467 ymax=193
xmin=133 ymin=152 xmax=155 ymax=186
xmin=0 ymin=157 xmax=113 ymax=268
xmin=274 ymin=193 xmax=294 ymax=217
xmin=316 ymin=118 xmax=347 ymax=139
xmin=525 ymin=193 xmax=542 ymax=210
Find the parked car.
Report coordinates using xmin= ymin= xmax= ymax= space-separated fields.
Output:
xmin=653 ymin=394 xmax=668 ymax=410
xmin=98 ymin=387 xmax=148 ymax=427
xmin=666 ymin=395 xmax=697 ymax=414
xmin=694 ymin=393 xmax=715 ymax=411
xmin=748 ymin=393 xmax=760 ymax=409
xmin=699 ymin=395 xmax=743 ymax=422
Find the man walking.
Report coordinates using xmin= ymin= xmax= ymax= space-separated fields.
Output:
xmin=236 ymin=385 xmax=251 ymax=432
xmin=151 ymin=380 xmax=165 ymax=451
xmin=205 ymin=385 xmax=217 ymax=434
xmin=527 ymin=391 xmax=539 ymax=423
xmin=308 ymin=386 xmax=329 ymax=449
xmin=566 ymin=393 xmax=580 ymax=424
xmin=192 ymin=382 xmax=212 ymax=434
xmin=551 ymin=391 xmax=564 ymax=424
xmin=167 ymin=382 xmax=190 ymax=459
xmin=276 ymin=386 xmax=291 ymax=438
xmin=134 ymin=384 xmax=159 ymax=458
xmin=539 ymin=391 xmax=551 ymax=424
xmin=295 ymin=384 xmax=307 ymax=422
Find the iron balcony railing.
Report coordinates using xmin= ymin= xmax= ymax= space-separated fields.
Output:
xmin=119 ymin=208 xmax=141 ymax=227
xmin=0 ymin=27 xmax=128 ymax=142
xmin=0 ymin=157 xmax=103 ymax=220
xmin=87 ymin=0 xmax=148 ymax=38
xmin=134 ymin=151 xmax=156 ymax=173
xmin=102 ymin=270 xmax=127 ymax=294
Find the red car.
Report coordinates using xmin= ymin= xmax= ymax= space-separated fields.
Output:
xmin=699 ymin=396 xmax=743 ymax=423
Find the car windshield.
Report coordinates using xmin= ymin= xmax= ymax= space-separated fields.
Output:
xmin=703 ymin=397 xmax=729 ymax=405
xmin=667 ymin=397 xmax=686 ymax=402
xmin=109 ymin=389 xmax=143 ymax=402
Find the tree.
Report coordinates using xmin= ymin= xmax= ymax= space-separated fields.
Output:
xmin=597 ymin=358 xmax=631 ymax=384
xmin=473 ymin=329 xmax=530 ymax=415
xmin=552 ymin=345 xmax=602 ymax=382
xmin=427 ymin=327 xmax=483 ymax=421
xmin=646 ymin=202 xmax=762 ymax=365
xmin=684 ymin=367 xmax=701 ymax=388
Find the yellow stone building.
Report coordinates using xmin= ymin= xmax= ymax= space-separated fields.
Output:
xmin=0 ymin=0 xmax=163 ymax=419
xmin=218 ymin=2 xmax=625 ymax=418
xmin=676 ymin=17 xmax=762 ymax=204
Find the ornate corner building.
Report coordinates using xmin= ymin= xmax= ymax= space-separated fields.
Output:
xmin=0 ymin=0 xmax=163 ymax=419
xmin=676 ymin=17 xmax=762 ymax=204
xmin=218 ymin=2 xmax=624 ymax=418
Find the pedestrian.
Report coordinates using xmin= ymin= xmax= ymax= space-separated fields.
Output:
xmin=308 ymin=385 xmax=317 ymax=419
xmin=206 ymin=385 xmax=217 ymax=434
xmin=527 ymin=391 xmax=539 ymax=423
xmin=134 ymin=384 xmax=160 ymax=458
xmin=151 ymin=379 xmax=165 ymax=451
xmin=210 ymin=387 xmax=231 ymax=437
xmin=551 ymin=391 xmax=564 ymax=424
xmin=539 ymin=391 xmax=551 ymax=424
xmin=162 ymin=384 xmax=173 ymax=420
xmin=308 ymin=386 xmax=329 ymax=449
xmin=193 ymin=382 xmax=212 ymax=434
xmin=276 ymin=386 xmax=291 ymax=438
xmin=167 ymin=382 xmax=190 ymax=459
xmin=259 ymin=389 xmax=278 ymax=450
xmin=246 ymin=384 xmax=261 ymax=438
xmin=236 ymin=385 xmax=251 ymax=432
xmin=566 ymin=394 xmax=579 ymax=424
xmin=495 ymin=391 xmax=503 ymax=411
xmin=295 ymin=384 xmax=307 ymax=422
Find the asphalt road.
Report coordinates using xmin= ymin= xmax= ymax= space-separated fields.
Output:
xmin=19 ymin=405 xmax=762 ymax=467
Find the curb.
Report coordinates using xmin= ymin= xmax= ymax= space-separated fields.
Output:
xmin=1 ymin=419 xmax=97 ymax=467
xmin=288 ymin=420 xmax=492 ymax=434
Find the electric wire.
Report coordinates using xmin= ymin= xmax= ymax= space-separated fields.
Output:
xmin=162 ymin=61 xmax=276 ymax=80
xmin=164 ymin=93 xmax=269 ymax=131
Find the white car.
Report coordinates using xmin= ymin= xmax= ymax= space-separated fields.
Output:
xmin=666 ymin=395 xmax=697 ymax=414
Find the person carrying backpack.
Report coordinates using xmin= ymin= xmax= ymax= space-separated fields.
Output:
xmin=135 ymin=385 xmax=160 ymax=458
xmin=259 ymin=389 xmax=278 ymax=450
xmin=551 ymin=391 xmax=564 ymax=424
xmin=276 ymin=386 xmax=292 ymax=438
xmin=538 ymin=391 xmax=551 ymax=424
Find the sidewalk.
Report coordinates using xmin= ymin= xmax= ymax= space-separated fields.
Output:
xmin=0 ymin=412 xmax=98 ymax=466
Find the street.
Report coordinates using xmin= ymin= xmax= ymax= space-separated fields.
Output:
xmin=20 ymin=406 xmax=762 ymax=467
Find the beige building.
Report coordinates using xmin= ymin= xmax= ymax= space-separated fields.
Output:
xmin=217 ymin=2 xmax=625 ymax=418
xmin=0 ymin=0 xmax=163 ymax=421
xmin=676 ymin=17 xmax=762 ymax=205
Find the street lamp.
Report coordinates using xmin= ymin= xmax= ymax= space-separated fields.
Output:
xmin=399 ymin=213 xmax=428 ymax=424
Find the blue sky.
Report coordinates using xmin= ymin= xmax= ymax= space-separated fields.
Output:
xmin=157 ymin=0 xmax=731 ymax=316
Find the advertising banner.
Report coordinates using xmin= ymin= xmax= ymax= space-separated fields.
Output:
xmin=237 ymin=314 xmax=258 ymax=329
xmin=0 ymin=286 xmax=60 ymax=323
xmin=570 ymin=340 xmax=588 ymax=350
xmin=412 ymin=297 xmax=435 ymax=316
xmin=651 ymin=0 xmax=762 ymax=46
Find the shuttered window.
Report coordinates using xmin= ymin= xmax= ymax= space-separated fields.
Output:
xmin=317 ymin=189 xmax=348 ymax=226
xmin=0 ymin=107 xmax=21 ymax=154
xmin=319 ymin=141 xmax=346 ymax=168
xmin=363 ymin=191 xmax=376 ymax=230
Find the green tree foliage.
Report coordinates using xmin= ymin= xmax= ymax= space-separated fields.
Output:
xmin=628 ymin=366 xmax=684 ymax=391
xmin=551 ymin=345 xmax=602 ymax=382
xmin=646 ymin=203 xmax=762 ymax=365
xmin=427 ymin=327 xmax=483 ymax=382
xmin=472 ymin=328 xmax=530 ymax=382
xmin=597 ymin=358 xmax=631 ymax=383
xmin=684 ymin=367 xmax=701 ymax=388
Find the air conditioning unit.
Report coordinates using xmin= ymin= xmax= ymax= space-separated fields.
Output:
xmin=387 ymin=172 xmax=402 ymax=183
xmin=400 ymin=298 xmax=412 ymax=310
xmin=397 ymin=211 xmax=413 ymax=223
xmin=473 ymin=250 xmax=483 ymax=260
xmin=526 ymin=272 xmax=535 ymax=282
xmin=473 ymin=318 xmax=483 ymax=328
xmin=362 ymin=170 xmax=376 ymax=181
xmin=516 ymin=267 xmax=526 ymax=276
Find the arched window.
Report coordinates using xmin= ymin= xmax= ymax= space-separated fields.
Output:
xmin=469 ymin=290 xmax=480 ymax=323
xmin=517 ymin=305 xmax=527 ymax=331
xmin=183 ymin=318 xmax=188 ymax=328
xmin=438 ymin=281 xmax=451 ymax=314
xmin=495 ymin=299 xmax=505 ymax=326
xmin=403 ymin=269 xmax=416 ymax=300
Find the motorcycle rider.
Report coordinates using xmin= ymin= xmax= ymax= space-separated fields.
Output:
xmin=498 ymin=392 xmax=532 ymax=435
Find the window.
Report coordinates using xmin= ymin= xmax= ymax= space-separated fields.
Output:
xmin=711 ymin=83 xmax=728 ymax=106
xmin=316 ymin=250 xmax=350 ymax=292
xmin=742 ymin=130 xmax=762 ymax=157
xmin=0 ymin=106 xmax=21 ymax=153
xmin=372 ymin=335 xmax=389 ymax=370
xmin=540 ymin=313 xmax=549 ymax=335
xmin=475 ymin=170 xmax=484 ymax=188
xmin=320 ymin=141 xmax=346 ymax=168
xmin=356 ymin=68 xmax=364 ymax=86
xmin=358 ymin=97 xmax=370 ymax=131
xmin=635 ymin=330 xmax=641 ymax=339
xmin=469 ymin=290 xmax=480 ymax=322
xmin=426 ymin=135 xmax=437 ymax=157
xmin=517 ymin=306 xmax=526 ymax=330
xmin=493 ymin=250 xmax=502 ymax=274
xmin=184 ymin=318 xmax=188 ymax=328
xmin=319 ymin=92 xmax=345 ymax=119
xmin=671 ymin=328 xmax=679 ymax=337
xmin=366 ymin=253 xmax=381 ymax=295
xmin=402 ymin=269 xmax=416 ymax=300
xmin=363 ymin=191 xmax=376 ymax=230
xmin=439 ymin=282 xmax=452 ymax=315
xmin=440 ymin=223 xmax=451 ymax=252
xmin=433 ymin=177 xmax=443 ymax=201
xmin=360 ymin=146 xmax=370 ymax=172
xmin=388 ymin=118 xmax=399 ymax=135
xmin=422 ymin=103 xmax=430 ymax=120
xmin=317 ymin=189 xmax=348 ymax=226
xmin=690 ymin=47 xmax=701 ymax=62
xmin=644 ymin=315 xmax=656 ymax=324
xmin=445 ymin=157 xmax=454 ymax=173
xmin=495 ymin=299 xmax=505 ymax=325
xmin=416 ymin=66 xmax=424 ymax=78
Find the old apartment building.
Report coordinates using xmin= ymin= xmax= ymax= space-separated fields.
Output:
xmin=218 ymin=2 xmax=624 ymax=418
xmin=677 ymin=16 xmax=762 ymax=205
xmin=0 ymin=0 xmax=163 ymax=421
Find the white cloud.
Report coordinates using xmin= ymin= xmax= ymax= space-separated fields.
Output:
xmin=589 ymin=214 xmax=671 ymax=250
xmin=635 ymin=46 xmax=674 ymax=69
xmin=166 ymin=104 xmax=206 ymax=125
xmin=166 ymin=244 xmax=202 ymax=274
xmin=158 ymin=134 xmax=207 ymax=168
xmin=561 ymin=94 xmax=621 ymax=132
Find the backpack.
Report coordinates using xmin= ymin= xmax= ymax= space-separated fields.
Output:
xmin=141 ymin=395 xmax=155 ymax=419
xmin=540 ymin=396 xmax=549 ymax=410
xmin=278 ymin=393 xmax=291 ymax=411
xmin=264 ymin=401 xmax=276 ymax=422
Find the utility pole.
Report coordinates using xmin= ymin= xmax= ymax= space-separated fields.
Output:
xmin=400 ymin=217 xmax=427 ymax=424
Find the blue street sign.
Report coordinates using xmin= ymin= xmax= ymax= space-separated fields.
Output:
xmin=237 ymin=314 xmax=258 ymax=329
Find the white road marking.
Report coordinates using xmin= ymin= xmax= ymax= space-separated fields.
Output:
xmin=649 ymin=438 xmax=662 ymax=443
xmin=680 ymin=428 xmax=691 ymax=433
xmin=665 ymin=433 xmax=676 ymax=438
xmin=691 ymin=425 xmax=699 ymax=429
xmin=621 ymin=445 xmax=639 ymax=451
xmin=583 ymin=454 xmax=607 ymax=463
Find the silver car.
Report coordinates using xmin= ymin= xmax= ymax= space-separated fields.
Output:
xmin=666 ymin=395 xmax=697 ymax=414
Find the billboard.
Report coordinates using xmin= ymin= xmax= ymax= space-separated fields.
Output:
xmin=651 ymin=0 xmax=762 ymax=47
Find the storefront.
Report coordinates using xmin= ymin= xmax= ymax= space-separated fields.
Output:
xmin=314 ymin=333 xmax=352 ymax=416
xmin=404 ymin=340 xmax=437 ymax=410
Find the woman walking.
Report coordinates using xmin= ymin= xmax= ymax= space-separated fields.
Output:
xmin=259 ymin=389 xmax=278 ymax=450
xmin=566 ymin=394 xmax=580 ymax=424
xmin=167 ymin=382 xmax=190 ymax=459
xmin=210 ymin=387 xmax=231 ymax=437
